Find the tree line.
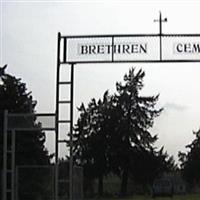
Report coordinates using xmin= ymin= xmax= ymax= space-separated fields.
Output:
xmin=1 ymin=65 xmax=200 ymax=198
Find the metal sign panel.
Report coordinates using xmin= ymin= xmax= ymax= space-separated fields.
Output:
xmin=61 ymin=34 xmax=200 ymax=63
xmin=162 ymin=36 xmax=200 ymax=61
xmin=112 ymin=36 xmax=160 ymax=61
xmin=66 ymin=36 xmax=160 ymax=63
xmin=67 ymin=37 xmax=112 ymax=62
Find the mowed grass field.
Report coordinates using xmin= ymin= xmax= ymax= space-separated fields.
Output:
xmin=88 ymin=194 xmax=200 ymax=200
xmin=129 ymin=194 xmax=200 ymax=200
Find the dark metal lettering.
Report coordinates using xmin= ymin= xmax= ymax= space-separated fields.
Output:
xmin=139 ymin=44 xmax=147 ymax=53
xmin=89 ymin=45 xmax=96 ymax=54
xmin=122 ymin=44 xmax=130 ymax=54
xmin=81 ymin=45 xmax=88 ymax=54
xmin=113 ymin=45 xmax=121 ymax=54
xmin=131 ymin=44 xmax=138 ymax=53
xmin=79 ymin=43 xmax=147 ymax=55
xmin=97 ymin=45 xmax=105 ymax=54
xmin=175 ymin=43 xmax=200 ymax=53
xmin=106 ymin=45 xmax=112 ymax=54
xmin=176 ymin=43 xmax=182 ymax=52
xmin=193 ymin=43 xmax=200 ymax=52
xmin=184 ymin=43 xmax=191 ymax=52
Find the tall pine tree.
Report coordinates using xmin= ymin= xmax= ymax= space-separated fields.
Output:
xmin=74 ymin=68 xmax=165 ymax=197
xmin=114 ymin=68 xmax=162 ymax=196
xmin=73 ymin=91 xmax=113 ymax=196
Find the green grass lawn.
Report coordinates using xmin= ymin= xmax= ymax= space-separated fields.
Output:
xmin=129 ymin=194 xmax=200 ymax=200
xmin=87 ymin=194 xmax=200 ymax=200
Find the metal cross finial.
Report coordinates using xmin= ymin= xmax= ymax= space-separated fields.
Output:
xmin=154 ymin=11 xmax=167 ymax=35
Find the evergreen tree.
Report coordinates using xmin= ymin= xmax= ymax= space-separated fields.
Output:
xmin=114 ymin=68 xmax=162 ymax=196
xmin=0 ymin=65 xmax=51 ymax=199
xmin=129 ymin=146 xmax=176 ymax=190
xmin=74 ymin=91 xmax=113 ymax=196
xmin=74 ymin=68 xmax=168 ymax=197
xmin=179 ymin=128 xmax=200 ymax=187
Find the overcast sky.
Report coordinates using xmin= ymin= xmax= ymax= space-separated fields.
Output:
xmin=2 ymin=0 xmax=200 ymax=162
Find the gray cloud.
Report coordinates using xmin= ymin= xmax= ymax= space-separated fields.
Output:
xmin=164 ymin=102 xmax=187 ymax=112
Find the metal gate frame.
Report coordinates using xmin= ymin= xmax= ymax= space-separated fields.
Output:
xmin=2 ymin=111 xmax=56 ymax=200
xmin=3 ymin=11 xmax=200 ymax=200
xmin=55 ymin=12 xmax=200 ymax=200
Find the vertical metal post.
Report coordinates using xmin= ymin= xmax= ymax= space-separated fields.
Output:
xmin=159 ymin=11 xmax=162 ymax=61
xmin=63 ymin=37 xmax=67 ymax=63
xmin=69 ymin=63 xmax=75 ymax=200
xmin=51 ymin=166 xmax=55 ymax=200
xmin=154 ymin=12 xmax=167 ymax=61
xmin=3 ymin=110 xmax=8 ymax=200
xmin=111 ymin=36 xmax=114 ymax=62
xmin=159 ymin=11 xmax=162 ymax=36
xmin=11 ymin=130 xmax=15 ymax=200
xmin=55 ymin=32 xmax=61 ymax=200
xmin=15 ymin=167 xmax=18 ymax=200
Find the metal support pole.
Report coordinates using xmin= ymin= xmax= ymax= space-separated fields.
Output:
xmin=56 ymin=32 xmax=61 ymax=166
xmin=159 ymin=11 xmax=162 ymax=61
xmin=111 ymin=36 xmax=114 ymax=62
xmin=69 ymin=63 xmax=75 ymax=200
xmin=55 ymin=32 xmax=61 ymax=200
xmin=3 ymin=110 xmax=8 ymax=200
xmin=15 ymin=167 xmax=19 ymax=200
xmin=11 ymin=130 xmax=15 ymax=200
xmin=154 ymin=12 xmax=167 ymax=61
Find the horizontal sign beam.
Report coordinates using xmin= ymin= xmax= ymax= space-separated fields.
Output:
xmin=59 ymin=34 xmax=200 ymax=63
